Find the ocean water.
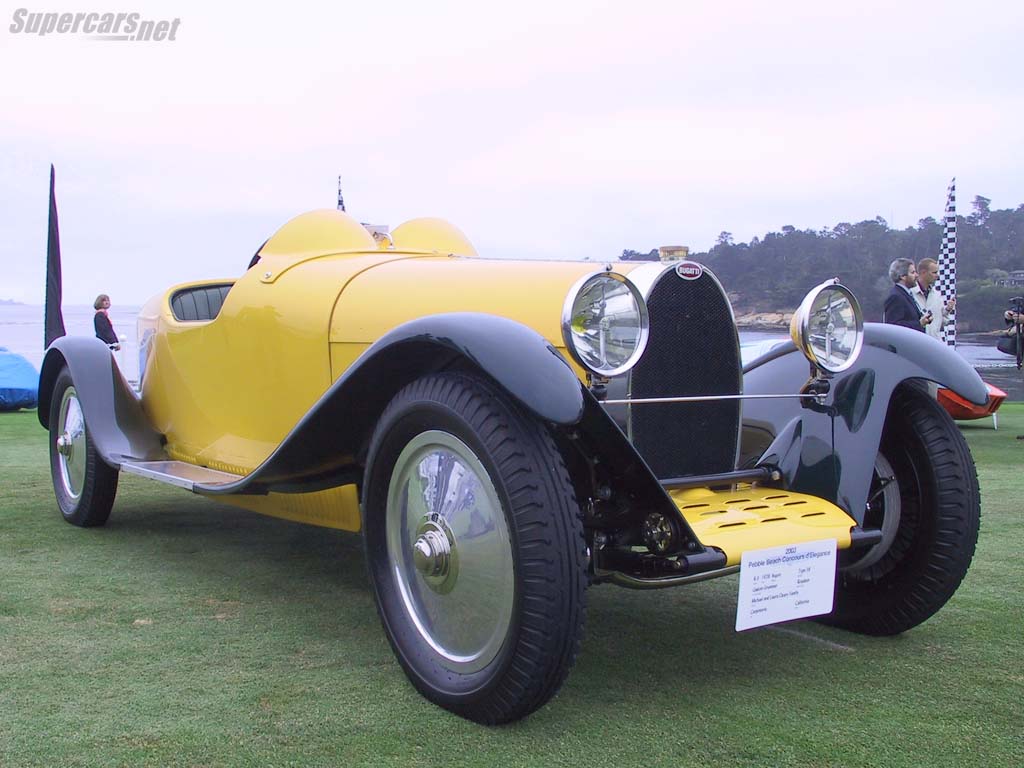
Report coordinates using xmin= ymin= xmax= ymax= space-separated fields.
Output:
xmin=1 ymin=304 xmax=142 ymax=383
xmin=2 ymin=304 xmax=1021 ymax=398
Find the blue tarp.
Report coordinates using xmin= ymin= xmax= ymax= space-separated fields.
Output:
xmin=0 ymin=347 xmax=38 ymax=411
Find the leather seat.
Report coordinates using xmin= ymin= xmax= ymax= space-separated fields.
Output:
xmin=170 ymin=284 xmax=233 ymax=322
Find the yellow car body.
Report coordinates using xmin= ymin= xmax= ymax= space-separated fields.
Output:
xmin=39 ymin=205 xmax=986 ymax=723
xmin=134 ymin=210 xmax=857 ymax=561
xmin=138 ymin=211 xmax=628 ymax=532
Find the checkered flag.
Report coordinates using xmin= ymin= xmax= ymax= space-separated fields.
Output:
xmin=936 ymin=177 xmax=957 ymax=347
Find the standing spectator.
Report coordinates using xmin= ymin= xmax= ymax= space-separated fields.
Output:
xmin=912 ymin=258 xmax=956 ymax=341
xmin=93 ymin=294 xmax=120 ymax=350
xmin=883 ymin=259 xmax=929 ymax=332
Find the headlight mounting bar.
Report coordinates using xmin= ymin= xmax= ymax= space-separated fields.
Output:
xmin=601 ymin=393 xmax=824 ymax=405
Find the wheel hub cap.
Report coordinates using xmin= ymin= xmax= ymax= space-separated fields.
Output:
xmin=412 ymin=522 xmax=454 ymax=584
xmin=56 ymin=388 xmax=87 ymax=499
xmin=385 ymin=430 xmax=514 ymax=673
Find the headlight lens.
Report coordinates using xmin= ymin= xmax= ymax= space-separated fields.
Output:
xmin=562 ymin=272 xmax=649 ymax=378
xmin=790 ymin=279 xmax=864 ymax=373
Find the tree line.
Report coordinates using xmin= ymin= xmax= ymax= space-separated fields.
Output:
xmin=623 ymin=196 xmax=1024 ymax=331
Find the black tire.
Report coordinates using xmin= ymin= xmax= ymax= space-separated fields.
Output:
xmin=48 ymin=367 xmax=119 ymax=527
xmin=825 ymin=384 xmax=980 ymax=635
xmin=363 ymin=373 xmax=587 ymax=724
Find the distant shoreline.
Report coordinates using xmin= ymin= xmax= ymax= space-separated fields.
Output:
xmin=734 ymin=310 xmax=1015 ymax=336
xmin=736 ymin=321 xmax=789 ymax=330
xmin=734 ymin=311 xmax=791 ymax=330
xmin=0 ymin=299 xmax=25 ymax=306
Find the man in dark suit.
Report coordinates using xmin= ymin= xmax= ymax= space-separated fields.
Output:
xmin=883 ymin=258 xmax=931 ymax=332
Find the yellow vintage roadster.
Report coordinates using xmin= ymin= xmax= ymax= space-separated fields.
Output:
xmin=39 ymin=209 xmax=986 ymax=723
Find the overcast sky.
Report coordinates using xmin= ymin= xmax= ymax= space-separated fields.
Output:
xmin=2 ymin=0 xmax=1022 ymax=305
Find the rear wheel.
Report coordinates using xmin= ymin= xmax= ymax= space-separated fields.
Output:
xmin=48 ymin=367 xmax=118 ymax=527
xmin=825 ymin=385 xmax=979 ymax=635
xmin=363 ymin=373 xmax=587 ymax=724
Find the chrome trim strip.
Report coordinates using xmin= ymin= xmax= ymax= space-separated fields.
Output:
xmin=621 ymin=261 xmax=678 ymax=300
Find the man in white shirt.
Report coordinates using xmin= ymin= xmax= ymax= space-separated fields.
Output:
xmin=912 ymin=258 xmax=955 ymax=342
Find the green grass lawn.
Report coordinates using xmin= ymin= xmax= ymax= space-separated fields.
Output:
xmin=2 ymin=406 xmax=1022 ymax=767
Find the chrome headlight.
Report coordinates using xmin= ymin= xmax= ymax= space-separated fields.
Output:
xmin=562 ymin=272 xmax=649 ymax=378
xmin=790 ymin=279 xmax=864 ymax=374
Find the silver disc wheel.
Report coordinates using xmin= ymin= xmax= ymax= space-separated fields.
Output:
xmin=364 ymin=372 xmax=587 ymax=723
xmin=55 ymin=386 xmax=87 ymax=500
xmin=47 ymin=366 xmax=118 ymax=527
xmin=385 ymin=430 xmax=514 ymax=674
xmin=843 ymin=452 xmax=901 ymax=574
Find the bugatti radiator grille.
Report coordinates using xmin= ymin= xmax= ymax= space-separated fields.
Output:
xmin=629 ymin=268 xmax=742 ymax=479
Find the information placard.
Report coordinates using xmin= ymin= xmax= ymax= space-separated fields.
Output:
xmin=735 ymin=539 xmax=837 ymax=631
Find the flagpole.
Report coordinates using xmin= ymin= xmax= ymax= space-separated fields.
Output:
xmin=936 ymin=177 xmax=957 ymax=348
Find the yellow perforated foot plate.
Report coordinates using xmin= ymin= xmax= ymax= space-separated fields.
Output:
xmin=670 ymin=487 xmax=856 ymax=566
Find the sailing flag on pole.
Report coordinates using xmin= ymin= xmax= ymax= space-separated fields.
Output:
xmin=45 ymin=164 xmax=67 ymax=348
xmin=936 ymin=177 xmax=957 ymax=347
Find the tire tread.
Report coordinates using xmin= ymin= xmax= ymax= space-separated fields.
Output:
xmin=826 ymin=385 xmax=980 ymax=635
xmin=364 ymin=372 xmax=587 ymax=724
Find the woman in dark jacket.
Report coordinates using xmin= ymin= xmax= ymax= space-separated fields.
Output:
xmin=93 ymin=294 xmax=120 ymax=350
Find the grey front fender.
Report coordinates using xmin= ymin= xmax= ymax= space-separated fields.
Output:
xmin=862 ymin=323 xmax=988 ymax=405
xmin=742 ymin=322 xmax=987 ymax=524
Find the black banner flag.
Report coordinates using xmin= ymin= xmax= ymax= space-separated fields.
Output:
xmin=45 ymin=164 xmax=66 ymax=348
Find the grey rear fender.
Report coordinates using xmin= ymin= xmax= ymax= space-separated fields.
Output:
xmin=38 ymin=336 xmax=165 ymax=466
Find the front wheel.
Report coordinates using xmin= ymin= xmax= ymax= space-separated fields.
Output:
xmin=47 ymin=367 xmax=119 ymax=527
xmin=825 ymin=385 xmax=980 ymax=635
xmin=363 ymin=373 xmax=587 ymax=724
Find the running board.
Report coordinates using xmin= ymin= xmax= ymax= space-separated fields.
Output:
xmin=671 ymin=486 xmax=857 ymax=567
xmin=120 ymin=460 xmax=242 ymax=491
